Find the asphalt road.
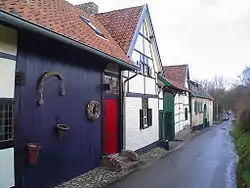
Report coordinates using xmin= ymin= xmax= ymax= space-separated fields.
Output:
xmin=109 ymin=121 xmax=237 ymax=188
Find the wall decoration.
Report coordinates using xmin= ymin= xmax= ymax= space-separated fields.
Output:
xmin=27 ymin=143 xmax=42 ymax=165
xmin=56 ymin=124 xmax=70 ymax=139
xmin=37 ymin=71 xmax=65 ymax=106
xmin=87 ymin=100 xmax=101 ymax=121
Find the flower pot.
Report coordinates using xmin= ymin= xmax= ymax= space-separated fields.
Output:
xmin=27 ymin=143 xmax=42 ymax=165
xmin=56 ymin=124 xmax=69 ymax=138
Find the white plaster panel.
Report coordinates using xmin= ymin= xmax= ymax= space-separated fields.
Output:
xmin=0 ymin=58 xmax=16 ymax=98
xmin=0 ymin=148 xmax=15 ymax=188
xmin=209 ymin=101 xmax=214 ymax=125
xmin=0 ymin=25 xmax=17 ymax=56
xmin=128 ymin=74 xmax=144 ymax=93
xmin=159 ymin=99 xmax=163 ymax=110
xmin=174 ymin=94 xmax=191 ymax=134
xmin=125 ymin=97 xmax=159 ymax=151
xmin=159 ymin=90 xmax=163 ymax=98
xmin=184 ymin=95 xmax=189 ymax=105
xmin=145 ymin=77 xmax=156 ymax=95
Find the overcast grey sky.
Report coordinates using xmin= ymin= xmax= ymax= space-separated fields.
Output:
xmin=68 ymin=0 xmax=250 ymax=81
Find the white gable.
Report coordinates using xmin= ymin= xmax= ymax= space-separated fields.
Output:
xmin=131 ymin=14 xmax=162 ymax=78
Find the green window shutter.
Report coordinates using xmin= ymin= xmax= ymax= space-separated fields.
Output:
xmin=147 ymin=109 xmax=152 ymax=126
xmin=140 ymin=109 xmax=144 ymax=129
xmin=185 ymin=108 xmax=188 ymax=120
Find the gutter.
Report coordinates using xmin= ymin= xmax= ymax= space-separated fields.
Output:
xmin=0 ymin=10 xmax=138 ymax=70
xmin=122 ymin=73 xmax=138 ymax=150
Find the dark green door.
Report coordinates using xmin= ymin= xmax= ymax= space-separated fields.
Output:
xmin=159 ymin=110 xmax=164 ymax=140
xmin=203 ymin=104 xmax=207 ymax=126
xmin=162 ymin=92 xmax=175 ymax=141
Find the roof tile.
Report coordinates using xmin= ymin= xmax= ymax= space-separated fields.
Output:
xmin=163 ymin=65 xmax=188 ymax=91
xmin=0 ymin=0 xmax=133 ymax=65
xmin=95 ymin=5 xmax=144 ymax=53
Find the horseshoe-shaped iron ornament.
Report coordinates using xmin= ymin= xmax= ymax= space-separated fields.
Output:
xmin=37 ymin=71 xmax=65 ymax=106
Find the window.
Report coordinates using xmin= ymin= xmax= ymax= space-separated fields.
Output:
xmin=133 ymin=21 xmax=154 ymax=77
xmin=80 ymin=15 xmax=105 ymax=38
xmin=104 ymin=74 xmax=119 ymax=94
xmin=138 ymin=53 xmax=153 ymax=77
xmin=0 ymin=101 xmax=14 ymax=147
xmin=140 ymin=98 xmax=152 ymax=129
xmin=185 ymin=108 xmax=188 ymax=120
xmin=194 ymin=101 xmax=197 ymax=114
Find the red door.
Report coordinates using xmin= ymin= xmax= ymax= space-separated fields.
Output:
xmin=104 ymin=98 xmax=118 ymax=154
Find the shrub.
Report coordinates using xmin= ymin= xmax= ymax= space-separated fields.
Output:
xmin=238 ymin=107 xmax=250 ymax=131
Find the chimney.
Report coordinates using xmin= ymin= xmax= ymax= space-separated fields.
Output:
xmin=75 ymin=2 xmax=98 ymax=15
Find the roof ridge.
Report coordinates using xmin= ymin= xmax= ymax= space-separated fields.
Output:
xmin=163 ymin=64 xmax=188 ymax=68
xmin=96 ymin=5 xmax=144 ymax=15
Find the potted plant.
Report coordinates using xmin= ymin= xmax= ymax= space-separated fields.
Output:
xmin=27 ymin=143 xmax=42 ymax=165
xmin=56 ymin=124 xmax=70 ymax=138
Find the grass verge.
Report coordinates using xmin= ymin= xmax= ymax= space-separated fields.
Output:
xmin=231 ymin=123 xmax=250 ymax=188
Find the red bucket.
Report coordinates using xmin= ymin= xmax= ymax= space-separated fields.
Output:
xmin=27 ymin=143 xmax=42 ymax=165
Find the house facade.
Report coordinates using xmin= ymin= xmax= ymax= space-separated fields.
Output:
xmin=163 ymin=65 xmax=191 ymax=135
xmin=97 ymin=5 xmax=163 ymax=152
xmin=0 ymin=1 xmax=137 ymax=187
xmin=0 ymin=24 xmax=16 ymax=188
xmin=188 ymin=80 xmax=214 ymax=130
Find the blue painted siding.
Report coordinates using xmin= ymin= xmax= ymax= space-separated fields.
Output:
xmin=15 ymin=32 xmax=107 ymax=188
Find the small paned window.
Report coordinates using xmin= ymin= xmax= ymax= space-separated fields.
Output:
xmin=0 ymin=101 xmax=14 ymax=144
xmin=80 ymin=15 xmax=105 ymax=38
xmin=140 ymin=98 xmax=152 ymax=129
xmin=134 ymin=20 xmax=154 ymax=78
xmin=194 ymin=101 xmax=197 ymax=114
xmin=138 ymin=54 xmax=153 ymax=77
xmin=104 ymin=74 xmax=119 ymax=94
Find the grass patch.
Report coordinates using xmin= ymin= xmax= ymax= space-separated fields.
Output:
xmin=231 ymin=124 xmax=250 ymax=188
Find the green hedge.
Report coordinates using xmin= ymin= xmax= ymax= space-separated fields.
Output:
xmin=231 ymin=124 xmax=250 ymax=188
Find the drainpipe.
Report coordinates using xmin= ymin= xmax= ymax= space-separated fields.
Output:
xmin=121 ymin=73 xmax=138 ymax=150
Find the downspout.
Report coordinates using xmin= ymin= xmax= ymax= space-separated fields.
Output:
xmin=122 ymin=73 xmax=138 ymax=150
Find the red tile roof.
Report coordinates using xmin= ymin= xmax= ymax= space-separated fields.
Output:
xmin=96 ymin=5 xmax=144 ymax=53
xmin=0 ymin=0 xmax=133 ymax=65
xmin=163 ymin=64 xmax=189 ymax=91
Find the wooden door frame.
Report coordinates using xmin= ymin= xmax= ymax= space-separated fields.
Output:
xmin=102 ymin=72 xmax=122 ymax=154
